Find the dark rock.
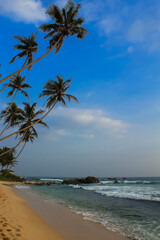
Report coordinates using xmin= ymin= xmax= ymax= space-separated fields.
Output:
xmin=85 ymin=176 xmax=100 ymax=184
xmin=114 ymin=179 xmax=119 ymax=184
xmin=35 ymin=182 xmax=45 ymax=186
xmin=25 ymin=181 xmax=58 ymax=186
xmin=104 ymin=177 xmax=120 ymax=182
xmin=62 ymin=176 xmax=100 ymax=185
xmin=46 ymin=182 xmax=57 ymax=186
xmin=105 ymin=177 xmax=117 ymax=181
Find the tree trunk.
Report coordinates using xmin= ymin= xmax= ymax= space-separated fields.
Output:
xmin=0 ymin=90 xmax=18 ymax=122
xmin=0 ymin=37 xmax=62 ymax=85
xmin=0 ymin=121 xmax=11 ymax=136
xmin=0 ymin=57 xmax=28 ymax=93
xmin=3 ymin=164 xmax=10 ymax=179
xmin=0 ymin=130 xmax=27 ymax=156
xmin=0 ymin=101 xmax=57 ymax=142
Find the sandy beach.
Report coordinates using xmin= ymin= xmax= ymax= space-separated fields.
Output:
xmin=0 ymin=181 xmax=129 ymax=240
xmin=0 ymin=182 xmax=64 ymax=240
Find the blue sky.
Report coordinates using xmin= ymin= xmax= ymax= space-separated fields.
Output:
xmin=0 ymin=0 xmax=160 ymax=177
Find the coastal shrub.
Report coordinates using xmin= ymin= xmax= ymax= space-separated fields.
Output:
xmin=0 ymin=169 xmax=25 ymax=182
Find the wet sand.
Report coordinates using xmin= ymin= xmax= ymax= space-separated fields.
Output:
xmin=14 ymin=184 xmax=129 ymax=240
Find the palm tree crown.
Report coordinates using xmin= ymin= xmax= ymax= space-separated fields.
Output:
xmin=5 ymin=75 xmax=31 ymax=99
xmin=9 ymin=33 xmax=38 ymax=71
xmin=0 ymin=147 xmax=16 ymax=169
xmin=20 ymin=129 xmax=38 ymax=143
xmin=39 ymin=0 xmax=88 ymax=53
xmin=0 ymin=103 xmax=22 ymax=128
xmin=0 ymin=76 xmax=78 ymax=141
xmin=18 ymin=102 xmax=48 ymax=138
xmin=39 ymin=75 xmax=78 ymax=108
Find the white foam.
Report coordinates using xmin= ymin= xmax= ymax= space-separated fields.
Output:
xmin=14 ymin=185 xmax=31 ymax=189
xmin=101 ymin=181 xmax=113 ymax=184
xmin=70 ymin=183 xmax=160 ymax=202
xmin=40 ymin=178 xmax=63 ymax=182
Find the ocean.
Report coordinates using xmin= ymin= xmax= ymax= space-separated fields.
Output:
xmin=18 ymin=177 xmax=160 ymax=240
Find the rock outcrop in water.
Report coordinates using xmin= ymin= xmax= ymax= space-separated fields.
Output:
xmin=24 ymin=181 xmax=58 ymax=186
xmin=62 ymin=176 xmax=100 ymax=185
xmin=103 ymin=177 xmax=120 ymax=184
xmin=24 ymin=176 xmax=100 ymax=186
xmin=114 ymin=179 xmax=119 ymax=184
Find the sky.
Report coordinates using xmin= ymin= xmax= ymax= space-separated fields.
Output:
xmin=0 ymin=0 xmax=160 ymax=177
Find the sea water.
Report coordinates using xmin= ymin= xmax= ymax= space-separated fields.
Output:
xmin=22 ymin=177 xmax=160 ymax=240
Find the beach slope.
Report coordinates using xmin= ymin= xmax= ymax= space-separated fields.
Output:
xmin=0 ymin=182 xmax=64 ymax=240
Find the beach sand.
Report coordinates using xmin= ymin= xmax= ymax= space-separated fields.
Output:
xmin=0 ymin=182 xmax=64 ymax=240
xmin=0 ymin=182 xmax=129 ymax=240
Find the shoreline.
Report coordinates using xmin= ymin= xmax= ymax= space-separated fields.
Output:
xmin=13 ymin=183 xmax=129 ymax=240
xmin=0 ymin=182 xmax=64 ymax=240
xmin=0 ymin=181 xmax=129 ymax=240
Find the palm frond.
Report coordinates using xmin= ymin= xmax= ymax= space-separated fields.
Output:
xmin=60 ymin=97 xmax=67 ymax=106
xmin=27 ymin=56 xmax=33 ymax=71
xmin=46 ymin=4 xmax=63 ymax=24
xmin=21 ymin=90 xmax=29 ymax=99
xmin=10 ymin=33 xmax=38 ymax=65
xmin=33 ymin=119 xmax=49 ymax=128
xmin=65 ymin=94 xmax=79 ymax=103
xmin=7 ymin=89 xmax=15 ymax=97
xmin=21 ymin=83 xmax=32 ymax=89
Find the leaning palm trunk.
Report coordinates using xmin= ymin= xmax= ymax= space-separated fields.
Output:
xmin=13 ymin=141 xmax=26 ymax=163
xmin=0 ymin=121 xmax=11 ymax=136
xmin=0 ymin=101 xmax=57 ymax=142
xmin=3 ymin=163 xmax=10 ymax=179
xmin=0 ymin=37 xmax=62 ymax=86
xmin=0 ymin=57 xmax=28 ymax=93
xmin=0 ymin=130 xmax=27 ymax=156
xmin=0 ymin=90 xmax=18 ymax=122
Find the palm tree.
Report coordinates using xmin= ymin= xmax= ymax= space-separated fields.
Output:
xmin=39 ymin=0 xmax=88 ymax=53
xmin=0 ymin=75 xmax=78 ymax=141
xmin=39 ymin=75 xmax=79 ymax=107
xmin=18 ymin=102 xmax=49 ymax=136
xmin=0 ymin=33 xmax=38 ymax=93
xmin=0 ymin=103 xmax=22 ymax=136
xmin=0 ymin=0 xmax=88 ymax=85
xmin=0 ymin=102 xmax=48 ymax=157
xmin=10 ymin=33 xmax=38 ymax=70
xmin=0 ymin=75 xmax=31 ymax=122
xmin=0 ymin=147 xmax=16 ymax=170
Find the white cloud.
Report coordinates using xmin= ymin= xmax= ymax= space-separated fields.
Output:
xmin=54 ymin=0 xmax=67 ymax=8
xmin=99 ymin=16 xmax=122 ymax=35
xmin=0 ymin=0 xmax=47 ymax=24
xmin=81 ymin=1 xmax=102 ymax=22
xmin=48 ymin=107 xmax=128 ymax=131
xmin=56 ymin=129 xmax=71 ymax=136
xmin=79 ymin=133 xmax=94 ymax=139
xmin=44 ymin=107 xmax=128 ymax=141
xmin=127 ymin=46 xmax=134 ymax=53
xmin=127 ymin=20 xmax=146 ymax=43
xmin=54 ymin=129 xmax=94 ymax=139
xmin=82 ymin=0 xmax=160 ymax=52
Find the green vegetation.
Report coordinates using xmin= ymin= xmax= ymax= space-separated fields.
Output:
xmin=0 ymin=169 xmax=25 ymax=182
xmin=0 ymin=0 xmax=88 ymax=172
xmin=9 ymin=33 xmax=38 ymax=71
xmin=0 ymin=75 xmax=31 ymax=122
